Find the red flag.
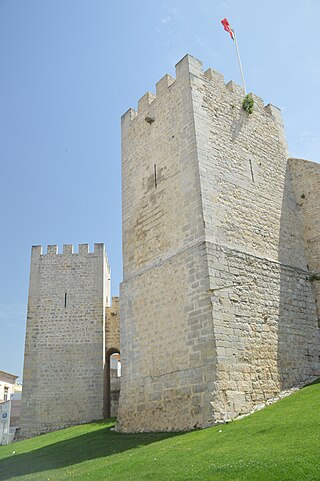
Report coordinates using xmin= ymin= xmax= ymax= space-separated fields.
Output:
xmin=221 ymin=18 xmax=234 ymax=40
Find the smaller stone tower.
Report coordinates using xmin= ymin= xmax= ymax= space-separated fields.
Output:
xmin=20 ymin=243 xmax=111 ymax=438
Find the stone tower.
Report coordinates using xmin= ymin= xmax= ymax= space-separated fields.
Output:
xmin=118 ymin=54 xmax=320 ymax=432
xmin=20 ymin=243 xmax=114 ymax=438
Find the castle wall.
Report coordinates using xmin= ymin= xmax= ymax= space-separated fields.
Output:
xmin=188 ymin=60 xmax=319 ymax=420
xmin=207 ymin=244 xmax=319 ymax=421
xmin=191 ymin=65 xmax=303 ymax=265
xmin=20 ymin=243 xmax=109 ymax=438
xmin=105 ymin=297 xmax=120 ymax=418
xmin=119 ymin=246 xmax=214 ymax=431
xmin=288 ymin=158 xmax=320 ymax=319
xmin=105 ymin=296 xmax=120 ymax=352
xmin=119 ymin=56 xmax=214 ymax=431
xmin=121 ymin=57 xmax=205 ymax=279
xmin=118 ymin=54 xmax=320 ymax=431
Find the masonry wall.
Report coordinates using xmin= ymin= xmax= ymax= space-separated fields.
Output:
xmin=118 ymin=54 xmax=320 ymax=431
xmin=105 ymin=297 xmax=120 ymax=418
xmin=19 ymin=243 xmax=110 ymax=438
xmin=207 ymin=244 xmax=319 ymax=420
xmin=188 ymin=60 xmax=320 ymax=420
xmin=191 ymin=65 xmax=294 ymax=262
xmin=10 ymin=400 xmax=21 ymax=427
xmin=288 ymin=158 xmax=320 ymax=320
xmin=105 ymin=296 xmax=120 ymax=352
xmin=119 ymin=56 xmax=214 ymax=432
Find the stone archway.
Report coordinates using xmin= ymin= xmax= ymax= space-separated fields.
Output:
xmin=104 ymin=347 xmax=121 ymax=418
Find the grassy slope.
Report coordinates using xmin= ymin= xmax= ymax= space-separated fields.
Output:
xmin=0 ymin=380 xmax=319 ymax=481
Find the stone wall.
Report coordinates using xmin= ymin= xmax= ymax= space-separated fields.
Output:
xmin=105 ymin=297 xmax=120 ymax=352
xmin=110 ymin=377 xmax=120 ymax=418
xmin=208 ymin=243 xmax=319 ymax=421
xmin=10 ymin=400 xmax=21 ymax=427
xmin=189 ymin=58 xmax=320 ymax=419
xmin=288 ymin=158 xmax=320 ymax=321
xmin=191 ymin=64 xmax=304 ymax=267
xmin=105 ymin=297 xmax=120 ymax=418
xmin=119 ymin=55 xmax=214 ymax=432
xmin=19 ymin=243 xmax=110 ymax=438
xmin=118 ymin=54 xmax=320 ymax=432
xmin=119 ymin=245 xmax=214 ymax=431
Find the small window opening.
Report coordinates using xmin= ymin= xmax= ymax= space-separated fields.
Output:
xmin=4 ymin=386 xmax=9 ymax=401
xmin=249 ymin=159 xmax=255 ymax=183
xmin=64 ymin=293 xmax=67 ymax=308
xmin=154 ymin=164 xmax=158 ymax=188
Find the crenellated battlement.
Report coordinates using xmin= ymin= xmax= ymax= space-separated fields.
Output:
xmin=119 ymin=50 xmax=320 ymax=434
xmin=20 ymin=48 xmax=320 ymax=439
xmin=121 ymin=54 xmax=284 ymax=127
xmin=31 ymin=243 xmax=106 ymax=257
xmin=22 ymin=239 xmax=111 ymax=438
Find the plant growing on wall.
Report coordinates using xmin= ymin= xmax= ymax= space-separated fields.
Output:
xmin=242 ymin=94 xmax=254 ymax=114
xmin=309 ymin=274 xmax=320 ymax=282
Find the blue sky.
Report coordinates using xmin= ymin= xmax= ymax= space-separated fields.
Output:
xmin=0 ymin=0 xmax=319 ymax=379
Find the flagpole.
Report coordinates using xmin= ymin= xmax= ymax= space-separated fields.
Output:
xmin=232 ymin=28 xmax=246 ymax=95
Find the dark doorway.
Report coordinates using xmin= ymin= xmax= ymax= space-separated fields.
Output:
xmin=104 ymin=348 xmax=121 ymax=418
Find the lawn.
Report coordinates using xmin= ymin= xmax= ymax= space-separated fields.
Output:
xmin=0 ymin=380 xmax=319 ymax=481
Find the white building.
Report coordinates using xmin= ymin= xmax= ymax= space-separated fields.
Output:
xmin=0 ymin=371 xmax=19 ymax=402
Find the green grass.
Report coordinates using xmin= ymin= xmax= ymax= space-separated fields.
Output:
xmin=0 ymin=380 xmax=319 ymax=481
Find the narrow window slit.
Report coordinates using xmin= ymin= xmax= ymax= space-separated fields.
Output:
xmin=249 ymin=159 xmax=255 ymax=183
xmin=64 ymin=293 xmax=67 ymax=308
xmin=154 ymin=164 xmax=158 ymax=188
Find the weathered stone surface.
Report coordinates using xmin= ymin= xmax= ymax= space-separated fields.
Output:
xmin=118 ymin=54 xmax=320 ymax=432
xmin=105 ymin=297 xmax=121 ymax=418
xmin=20 ymin=54 xmax=320 ymax=437
xmin=106 ymin=297 xmax=120 ymax=353
xmin=20 ymin=244 xmax=113 ymax=438
xmin=288 ymin=158 xmax=320 ymax=323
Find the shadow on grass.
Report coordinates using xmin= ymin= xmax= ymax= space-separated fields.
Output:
xmin=0 ymin=422 xmax=180 ymax=480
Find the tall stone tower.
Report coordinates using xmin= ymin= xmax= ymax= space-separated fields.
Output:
xmin=118 ymin=54 xmax=320 ymax=432
xmin=20 ymin=243 xmax=111 ymax=438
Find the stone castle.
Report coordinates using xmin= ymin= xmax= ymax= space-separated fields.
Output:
xmin=19 ymin=244 xmax=120 ymax=437
xmin=20 ymin=54 xmax=320 ymax=438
